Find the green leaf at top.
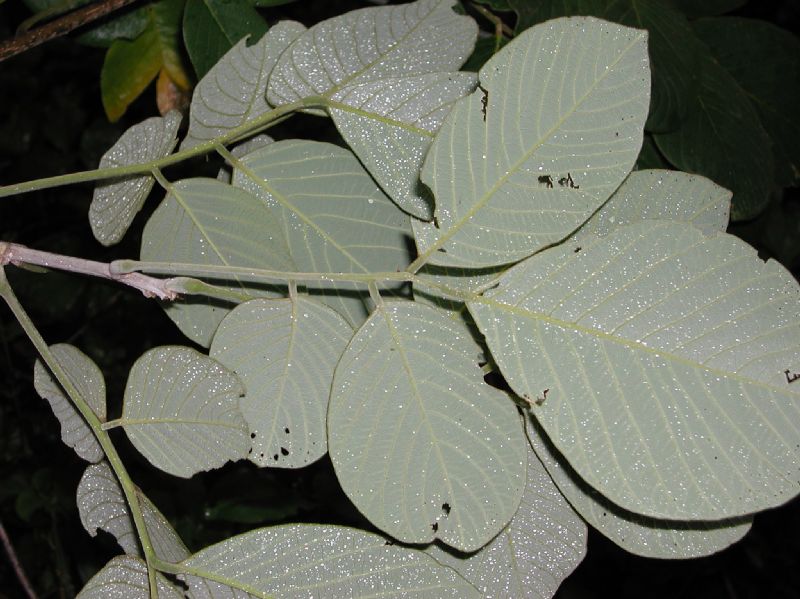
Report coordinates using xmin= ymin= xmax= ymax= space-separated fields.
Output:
xmin=141 ymin=177 xmax=294 ymax=346
xmin=654 ymin=46 xmax=774 ymax=221
xmin=120 ymin=346 xmax=250 ymax=478
xmin=329 ymin=73 xmax=477 ymax=220
xmin=232 ymin=140 xmax=413 ymax=328
xmin=183 ymin=0 xmax=269 ymax=80
xmin=77 ymin=556 xmax=184 ymax=599
xmin=182 ymin=21 xmax=305 ymax=150
xmin=100 ymin=0 xmax=191 ymax=122
xmin=527 ymin=417 xmax=752 ymax=559
xmin=427 ymin=425 xmax=587 ymax=598
xmin=210 ymin=297 xmax=353 ymax=468
xmin=573 ymin=169 xmax=731 ymax=240
xmin=179 ymin=524 xmax=481 ymax=598
xmin=693 ymin=17 xmax=800 ymax=188
xmin=266 ymin=0 xmax=477 ymax=109
xmin=328 ymin=301 xmax=526 ymax=552
xmin=412 ymin=17 xmax=650 ymax=269
xmin=90 ymin=110 xmax=181 ymax=246
xmin=33 ymin=344 xmax=106 ymax=463
xmin=468 ymin=221 xmax=800 ymax=520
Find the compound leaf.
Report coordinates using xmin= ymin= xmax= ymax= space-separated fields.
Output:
xmin=427 ymin=426 xmax=587 ymax=598
xmin=182 ymin=21 xmax=306 ymax=150
xmin=90 ymin=110 xmax=181 ymax=246
xmin=210 ymin=297 xmax=353 ymax=468
xmin=180 ymin=524 xmax=481 ymax=598
xmin=120 ymin=346 xmax=250 ymax=478
xmin=33 ymin=343 xmax=106 ymax=463
xmin=413 ymin=17 xmax=650 ymax=268
xmin=141 ymin=177 xmax=294 ymax=346
xmin=328 ymin=301 xmax=526 ymax=552
xmin=527 ymin=418 xmax=752 ymax=559
xmin=232 ymin=140 xmax=412 ymax=327
xmin=468 ymin=220 xmax=800 ymax=520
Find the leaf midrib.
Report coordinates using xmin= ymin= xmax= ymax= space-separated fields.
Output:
xmin=412 ymin=29 xmax=646 ymax=269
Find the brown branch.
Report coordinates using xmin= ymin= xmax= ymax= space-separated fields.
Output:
xmin=0 ymin=241 xmax=179 ymax=300
xmin=0 ymin=0 xmax=142 ymax=63
xmin=0 ymin=519 xmax=38 ymax=599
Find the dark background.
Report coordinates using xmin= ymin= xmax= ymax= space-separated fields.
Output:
xmin=1 ymin=1 xmax=798 ymax=597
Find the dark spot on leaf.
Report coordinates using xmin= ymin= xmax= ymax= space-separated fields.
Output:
xmin=273 ymin=454 xmax=279 ymax=460
xmin=284 ymin=427 xmax=290 ymax=434
xmin=280 ymin=447 xmax=289 ymax=456
xmin=538 ymin=175 xmax=553 ymax=188
xmin=431 ymin=522 xmax=438 ymax=532
xmin=442 ymin=503 xmax=451 ymax=515
xmin=250 ymin=432 xmax=256 ymax=439
xmin=574 ymin=246 xmax=581 ymax=253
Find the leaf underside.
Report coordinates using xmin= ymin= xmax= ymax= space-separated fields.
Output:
xmin=427 ymin=426 xmax=587 ymax=598
xmin=210 ymin=297 xmax=353 ymax=468
xmin=328 ymin=301 xmax=526 ymax=552
xmin=413 ymin=16 xmax=651 ymax=268
xmin=180 ymin=524 xmax=481 ymax=598
xmin=469 ymin=220 xmax=800 ymax=520
xmin=121 ymin=346 xmax=250 ymax=478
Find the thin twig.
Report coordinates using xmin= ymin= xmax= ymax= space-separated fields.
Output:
xmin=470 ymin=2 xmax=514 ymax=38
xmin=0 ymin=519 xmax=38 ymax=599
xmin=0 ymin=242 xmax=179 ymax=300
xmin=0 ymin=0 xmax=141 ymax=63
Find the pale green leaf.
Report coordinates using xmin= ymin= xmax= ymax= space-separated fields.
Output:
xmin=329 ymin=73 xmax=477 ymax=219
xmin=526 ymin=417 xmax=752 ymax=559
xmin=468 ymin=221 xmax=800 ymax=520
xmin=120 ymin=346 xmax=250 ymax=478
xmin=210 ymin=297 xmax=353 ymax=468
xmin=77 ymin=461 xmax=190 ymax=562
xmin=33 ymin=343 xmax=106 ymax=463
xmin=328 ymin=301 xmax=526 ymax=551
xmin=573 ymin=169 xmax=731 ymax=240
xmin=182 ymin=21 xmax=306 ymax=150
xmin=413 ymin=17 xmax=650 ymax=268
xmin=180 ymin=524 xmax=481 ymax=598
xmin=141 ymin=177 xmax=294 ymax=346
xmin=427 ymin=423 xmax=587 ymax=599
xmin=90 ymin=110 xmax=181 ymax=246
xmin=77 ymin=555 xmax=183 ymax=599
xmin=232 ymin=140 xmax=412 ymax=327
xmin=266 ymin=0 xmax=477 ymax=109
